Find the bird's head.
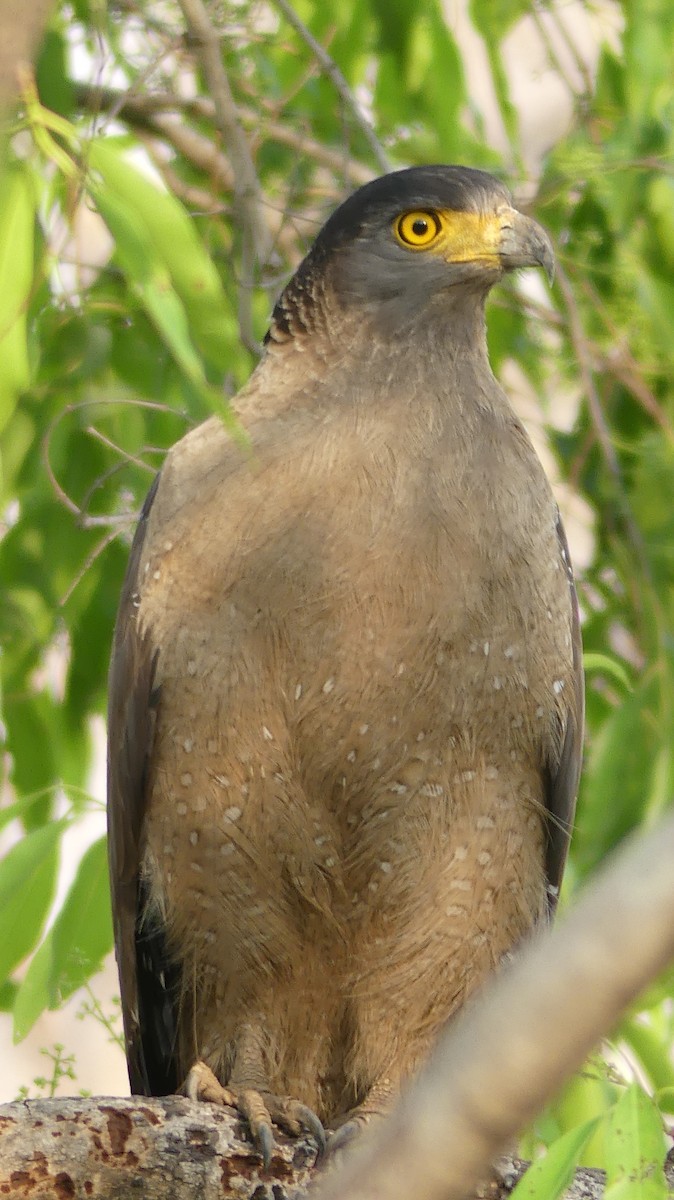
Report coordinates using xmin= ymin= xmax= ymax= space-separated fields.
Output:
xmin=268 ymin=165 xmax=554 ymax=344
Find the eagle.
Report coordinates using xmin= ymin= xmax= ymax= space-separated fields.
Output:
xmin=108 ymin=164 xmax=583 ymax=1163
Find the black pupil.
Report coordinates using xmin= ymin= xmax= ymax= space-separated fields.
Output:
xmin=412 ymin=217 xmax=429 ymax=237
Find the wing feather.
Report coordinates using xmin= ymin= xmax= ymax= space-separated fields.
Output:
xmin=107 ymin=473 xmax=180 ymax=1095
xmin=543 ymin=513 xmax=584 ymax=911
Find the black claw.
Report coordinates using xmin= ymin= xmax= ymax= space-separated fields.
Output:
xmin=326 ymin=1118 xmax=360 ymax=1158
xmin=296 ymin=1105 xmax=327 ymax=1160
xmin=257 ymin=1122 xmax=275 ymax=1171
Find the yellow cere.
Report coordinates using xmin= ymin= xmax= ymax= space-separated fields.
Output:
xmin=393 ymin=207 xmax=503 ymax=268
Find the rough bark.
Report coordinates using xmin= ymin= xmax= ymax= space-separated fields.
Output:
xmin=1 ymin=1098 xmax=673 ymax=1200
xmin=0 ymin=1095 xmax=316 ymax=1199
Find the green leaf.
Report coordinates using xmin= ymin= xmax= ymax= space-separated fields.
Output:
xmin=511 ymin=1119 xmax=601 ymax=1200
xmin=621 ymin=1019 xmax=674 ymax=1106
xmin=0 ymin=980 xmax=18 ymax=1012
xmin=583 ymin=653 xmax=633 ymax=694
xmin=469 ymin=0 xmax=527 ymax=152
xmin=87 ymin=141 xmax=233 ymax=374
xmin=0 ymin=821 xmax=66 ymax=986
xmin=604 ymin=1083 xmax=667 ymax=1200
xmin=576 ymin=678 xmax=660 ymax=873
xmin=92 ymin=185 xmax=206 ymax=381
xmin=0 ymin=164 xmax=35 ymax=438
xmin=13 ymin=837 xmax=113 ymax=1041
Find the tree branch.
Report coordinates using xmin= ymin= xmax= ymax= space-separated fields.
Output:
xmin=73 ymin=83 xmax=374 ymax=194
xmin=0 ymin=1095 xmax=317 ymax=1198
xmin=176 ymin=0 xmax=271 ymax=354
xmin=270 ymin=0 xmax=391 ymax=175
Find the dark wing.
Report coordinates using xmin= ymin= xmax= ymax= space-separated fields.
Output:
xmin=543 ymin=513 xmax=584 ymax=913
xmin=107 ymin=472 xmax=180 ymax=1095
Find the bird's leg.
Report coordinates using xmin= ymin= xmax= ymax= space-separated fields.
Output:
xmin=326 ymin=1076 xmax=396 ymax=1156
xmin=184 ymin=1023 xmax=325 ymax=1169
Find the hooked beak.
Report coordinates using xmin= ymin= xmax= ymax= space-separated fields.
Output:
xmin=498 ymin=208 xmax=555 ymax=284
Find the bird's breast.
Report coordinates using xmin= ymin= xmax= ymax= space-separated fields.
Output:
xmin=140 ymin=397 xmax=573 ymax=813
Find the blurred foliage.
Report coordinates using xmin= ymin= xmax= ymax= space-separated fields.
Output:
xmin=1 ymin=0 xmax=673 ymax=1182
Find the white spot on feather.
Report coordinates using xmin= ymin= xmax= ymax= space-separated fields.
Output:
xmin=420 ymin=782 xmax=443 ymax=797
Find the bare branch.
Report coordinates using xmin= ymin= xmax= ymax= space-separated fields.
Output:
xmin=271 ymin=0 xmax=391 ymax=175
xmin=73 ymin=83 xmax=374 ymax=186
xmin=43 ymin=397 xmax=189 ymax=526
xmin=177 ymin=0 xmax=270 ymax=259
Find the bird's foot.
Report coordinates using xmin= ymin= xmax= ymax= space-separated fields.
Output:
xmin=327 ymin=1092 xmax=391 ymax=1157
xmin=185 ymin=1059 xmax=326 ymax=1169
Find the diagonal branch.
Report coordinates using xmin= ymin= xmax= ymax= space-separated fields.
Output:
xmin=271 ymin=0 xmax=391 ymax=175
xmin=73 ymin=83 xmax=375 ymax=188
xmin=176 ymin=0 xmax=270 ymax=261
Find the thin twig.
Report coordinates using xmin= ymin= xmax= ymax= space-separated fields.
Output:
xmin=177 ymin=0 xmax=271 ymax=355
xmin=555 ymin=263 xmax=651 ymax=590
xmin=77 ymin=458 xmax=136 ymax=522
xmin=59 ymin=526 xmax=131 ymax=606
xmin=143 ymin=143 xmax=228 ymax=216
xmin=85 ymin=425 xmax=157 ymax=475
xmin=43 ymin=397 xmax=189 ymax=524
xmin=529 ymin=7 xmax=581 ymax=99
xmin=74 ymin=83 xmax=375 ymax=187
xmin=271 ymin=0 xmax=391 ymax=175
xmin=545 ymin=5 xmax=594 ymax=97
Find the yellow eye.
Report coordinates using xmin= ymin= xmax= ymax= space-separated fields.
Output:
xmin=394 ymin=210 xmax=443 ymax=248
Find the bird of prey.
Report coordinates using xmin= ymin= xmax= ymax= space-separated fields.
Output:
xmin=107 ymin=164 xmax=583 ymax=1164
